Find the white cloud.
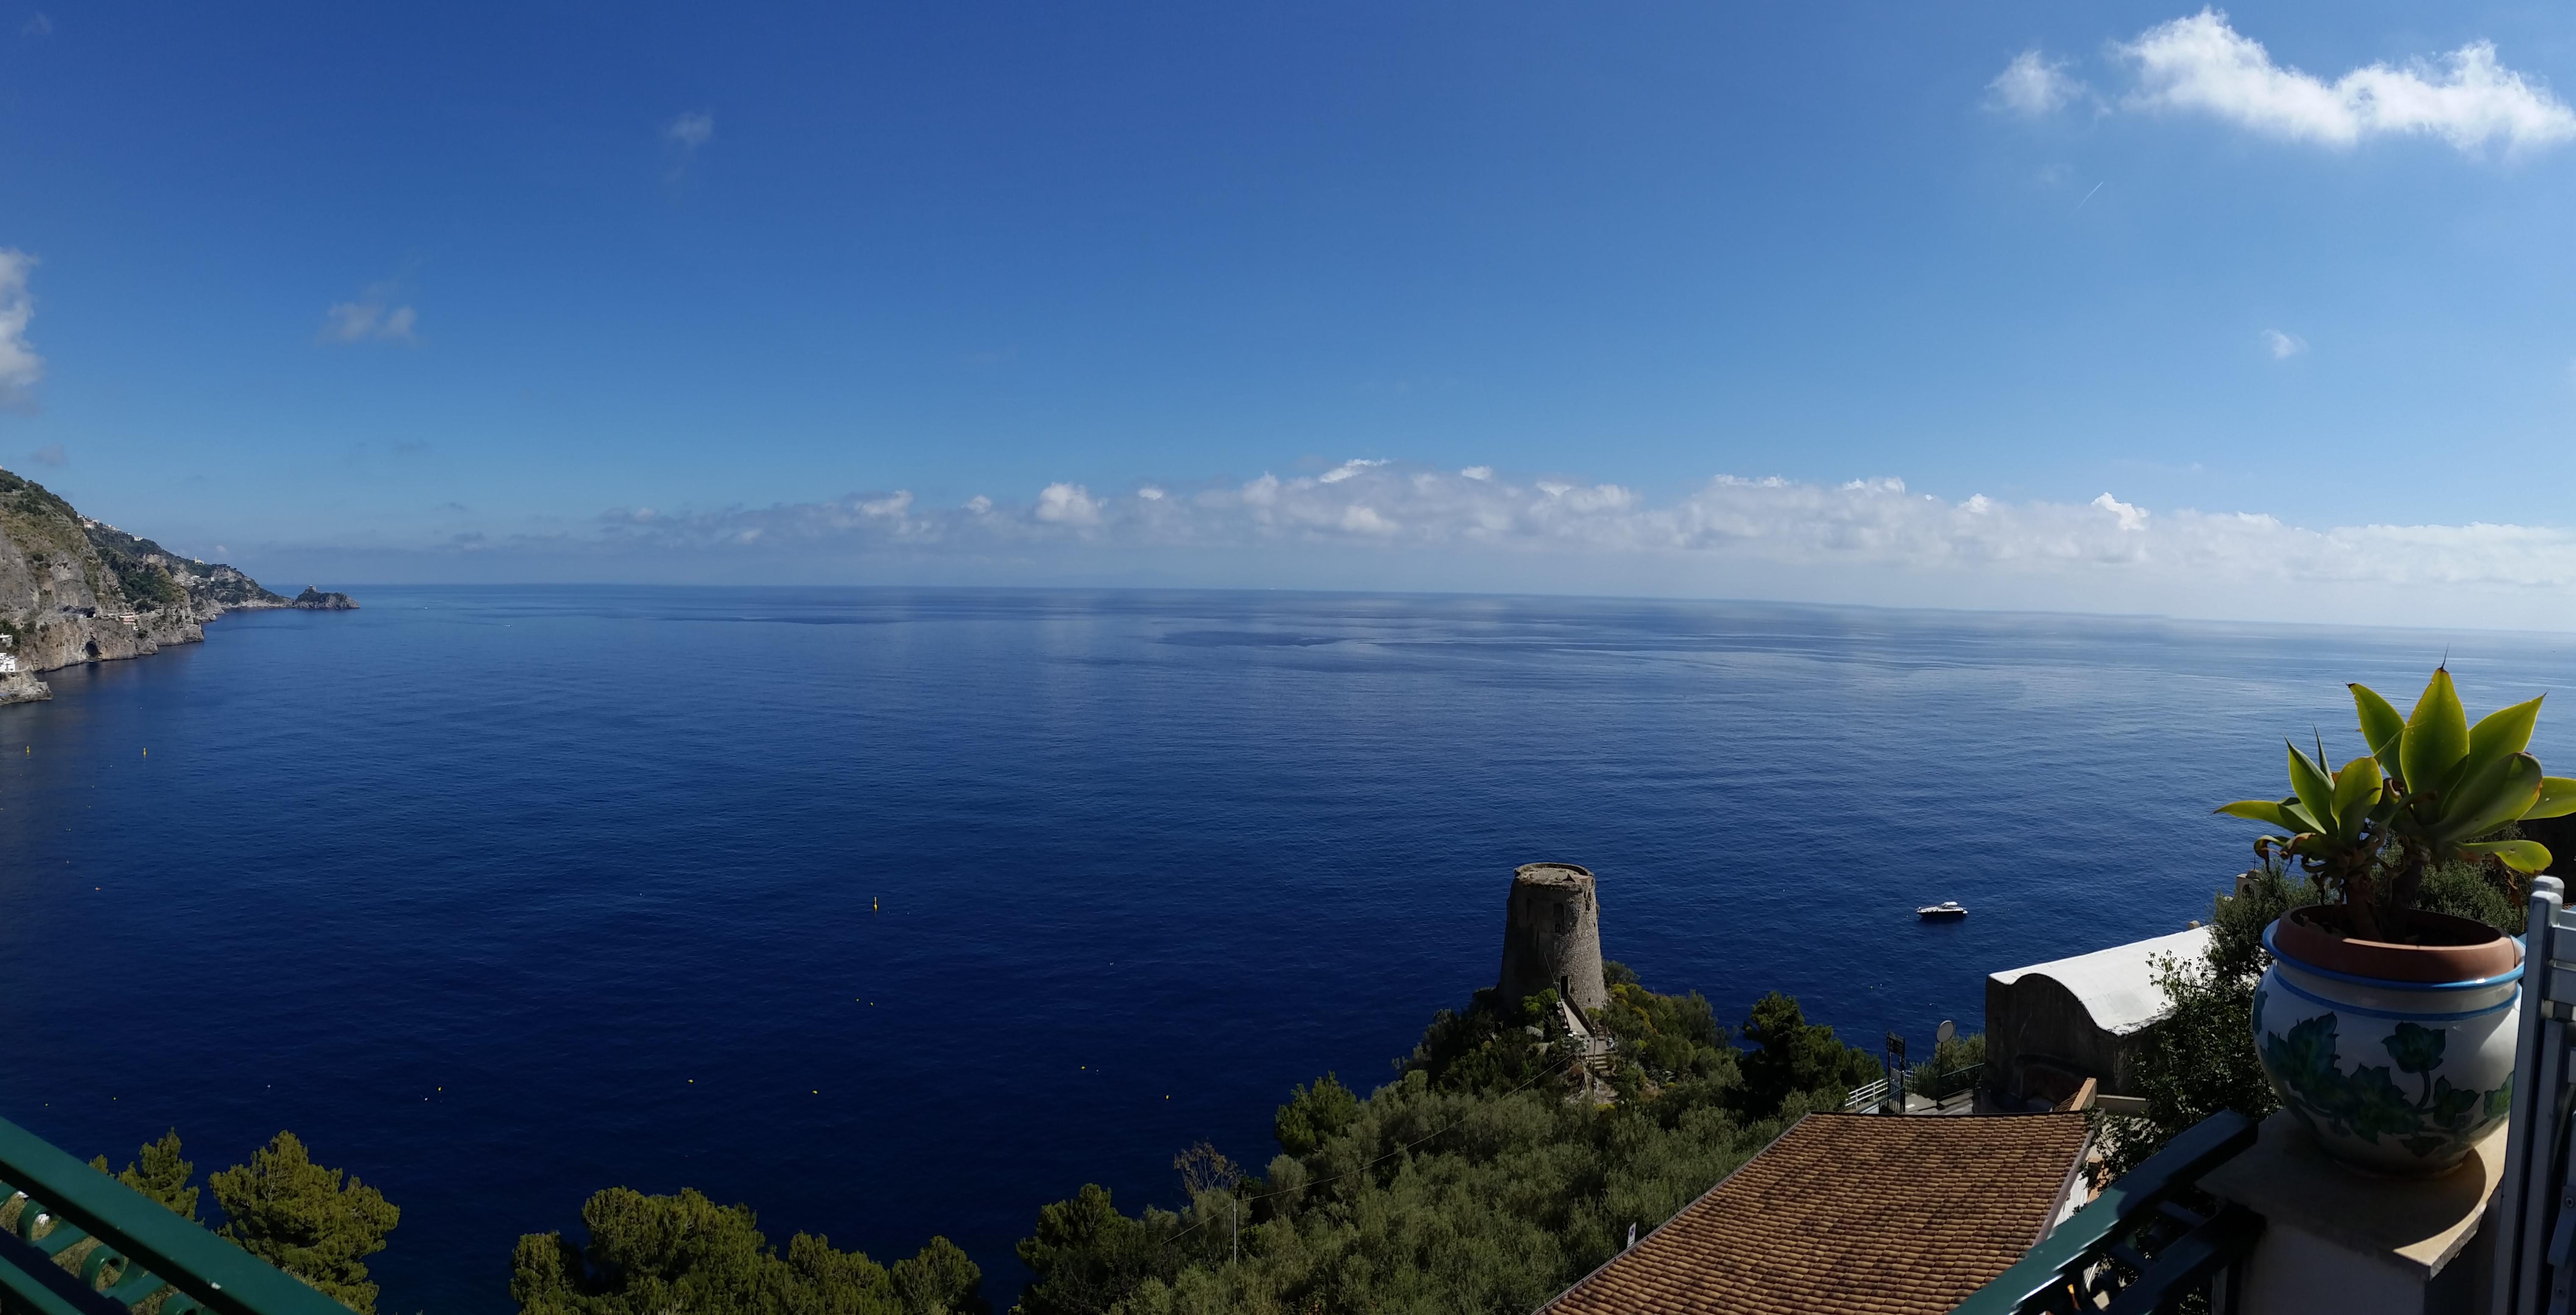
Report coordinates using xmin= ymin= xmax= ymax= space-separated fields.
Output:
xmin=1339 ymin=505 xmax=1398 ymax=535
xmin=2262 ymin=328 xmax=2308 ymax=358
xmin=2090 ymin=492 xmax=2149 ymax=532
xmin=321 ymin=279 xmax=419 ymax=344
xmin=1990 ymin=50 xmax=2088 ymax=117
xmin=1033 ymin=482 xmax=1103 ymax=526
xmin=1138 ymin=486 xmax=1166 ymax=501
xmin=666 ymin=112 xmax=713 ymax=150
xmin=2118 ymin=10 xmax=2576 ymax=153
xmin=1460 ymin=466 xmax=1494 ymax=481
xmin=665 ymin=111 xmax=713 ymax=181
xmin=1317 ymin=458 xmax=1387 ymax=484
xmin=0 ymin=250 xmax=39 ymax=405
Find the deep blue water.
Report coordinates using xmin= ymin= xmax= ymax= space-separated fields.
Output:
xmin=0 ymin=586 xmax=2570 ymax=1311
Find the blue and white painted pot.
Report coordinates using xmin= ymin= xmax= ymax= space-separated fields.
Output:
xmin=2254 ymin=914 xmax=2521 ymax=1176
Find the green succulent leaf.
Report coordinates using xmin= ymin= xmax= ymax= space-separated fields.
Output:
xmin=2287 ymin=741 xmax=2340 ymax=836
xmin=2217 ymin=799 xmax=2301 ymax=830
xmin=2403 ymin=668 xmax=2470 ymax=797
xmin=2331 ymin=757 xmax=2383 ymax=842
xmin=2431 ymin=751 xmax=2543 ymax=849
xmin=2527 ymin=777 xmax=2576 ymax=821
xmin=2353 ymin=683 xmax=2407 ymax=779
xmin=2459 ymin=839 xmax=2553 ymax=874
xmin=2282 ymin=800 xmax=2326 ymax=836
xmin=2471 ymin=695 xmax=2545 ymax=764
xmin=2295 ymin=833 xmax=2357 ymax=859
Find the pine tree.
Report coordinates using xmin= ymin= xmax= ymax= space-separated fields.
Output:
xmin=888 ymin=1237 xmax=985 ymax=1315
xmin=208 ymin=1132 xmax=400 ymax=1313
xmin=1736 ymin=990 xmax=1878 ymax=1113
xmin=89 ymin=1129 xmax=199 ymax=1220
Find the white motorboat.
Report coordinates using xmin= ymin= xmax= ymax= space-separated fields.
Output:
xmin=1916 ymin=900 xmax=1967 ymax=919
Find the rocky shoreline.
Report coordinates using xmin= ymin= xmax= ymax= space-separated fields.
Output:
xmin=0 ymin=469 xmax=355 ymax=704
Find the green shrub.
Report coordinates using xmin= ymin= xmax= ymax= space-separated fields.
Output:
xmin=511 ymin=1187 xmax=983 ymax=1315
xmin=2092 ymin=863 xmax=2317 ymax=1181
xmin=1273 ymin=1076 xmax=1360 ymax=1158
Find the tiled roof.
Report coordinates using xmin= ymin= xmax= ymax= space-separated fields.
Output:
xmin=1541 ymin=1112 xmax=2090 ymax=1315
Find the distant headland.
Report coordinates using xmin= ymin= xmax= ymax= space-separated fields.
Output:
xmin=0 ymin=468 xmax=355 ymax=703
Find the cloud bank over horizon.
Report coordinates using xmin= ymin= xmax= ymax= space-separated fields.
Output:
xmin=223 ymin=462 xmax=2576 ymax=632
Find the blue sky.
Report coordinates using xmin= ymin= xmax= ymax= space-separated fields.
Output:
xmin=6 ymin=3 xmax=2576 ymax=622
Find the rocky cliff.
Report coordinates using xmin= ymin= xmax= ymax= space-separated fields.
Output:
xmin=291 ymin=586 xmax=358 ymax=610
xmin=0 ymin=468 xmax=351 ymax=704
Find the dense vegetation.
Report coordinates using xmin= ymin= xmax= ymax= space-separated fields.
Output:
xmin=81 ymin=513 xmax=286 ymax=612
xmin=58 ymin=971 xmax=1887 ymax=1315
xmin=511 ymin=1188 xmax=985 ymax=1315
xmin=490 ymin=967 xmax=1877 ymax=1315
xmin=81 ymin=1124 xmax=983 ymax=1315
xmin=89 ymin=530 xmax=188 ymax=610
xmin=1013 ymin=965 xmax=1876 ymax=1315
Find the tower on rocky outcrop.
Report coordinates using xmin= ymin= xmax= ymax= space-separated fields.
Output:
xmin=1495 ymin=862 xmax=1607 ymax=1013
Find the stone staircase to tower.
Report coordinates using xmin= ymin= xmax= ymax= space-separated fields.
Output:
xmin=1558 ymin=999 xmax=1617 ymax=1079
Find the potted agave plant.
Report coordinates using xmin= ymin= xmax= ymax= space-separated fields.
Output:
xmin=2219 ymin=667 xmax=2576 ymax=1174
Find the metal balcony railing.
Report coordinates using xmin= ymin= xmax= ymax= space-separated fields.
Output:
xmin=2486 ymin=873 xmax=2576 ymax=1315
xmin=0 ymin=1113 xmax=352 ymax=1315
xmin=1913 ymin=1062 xmax=1985 ymax=1104
xmin=1950 ymin=1109 xmax=2264 ymax=1315
xmin=1842 ymin=1063 xmax=1984 ymax=1114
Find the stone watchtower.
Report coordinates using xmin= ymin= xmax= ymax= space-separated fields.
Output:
xmin=1495 ymin=862 xmax=1607 ymax=1013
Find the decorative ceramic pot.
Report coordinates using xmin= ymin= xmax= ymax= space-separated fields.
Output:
xmin=2253 ymin=906 xmax=2522 ymax=1175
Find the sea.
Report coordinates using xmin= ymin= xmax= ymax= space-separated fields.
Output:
xmin=0 ymin=586 xmax=2569 ymax=1311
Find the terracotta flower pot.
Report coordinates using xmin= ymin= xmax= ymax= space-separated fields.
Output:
xmin=2254 ymin=905 xmax=2522 ymax=1175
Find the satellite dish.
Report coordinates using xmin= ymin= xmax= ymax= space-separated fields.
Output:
xmin=1936 ymin=1019 xmax=1956 ymax=1045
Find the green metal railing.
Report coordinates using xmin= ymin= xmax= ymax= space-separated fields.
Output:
xmin=0 ymin=1113 xmax=351 ymax=1315
xmin=1950 ymin=1110 xmax=2264 ymax=1315
xmin=1910 ymin=1061 xmax=1985 ymax=1105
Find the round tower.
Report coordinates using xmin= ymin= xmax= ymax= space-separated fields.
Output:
xmin=1494 ymin=862 xmax=1607 ymax=1013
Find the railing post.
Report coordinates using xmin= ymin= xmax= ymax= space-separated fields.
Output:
xmin=2496 ymin=874 xmax=2564 ymax=1315
xmin=1947 ymin=1110 xmax=2259 ymax=1315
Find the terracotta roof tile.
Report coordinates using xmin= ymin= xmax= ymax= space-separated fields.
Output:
xmin=1540 ymin=1113 xmax=2090 ymax=1315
